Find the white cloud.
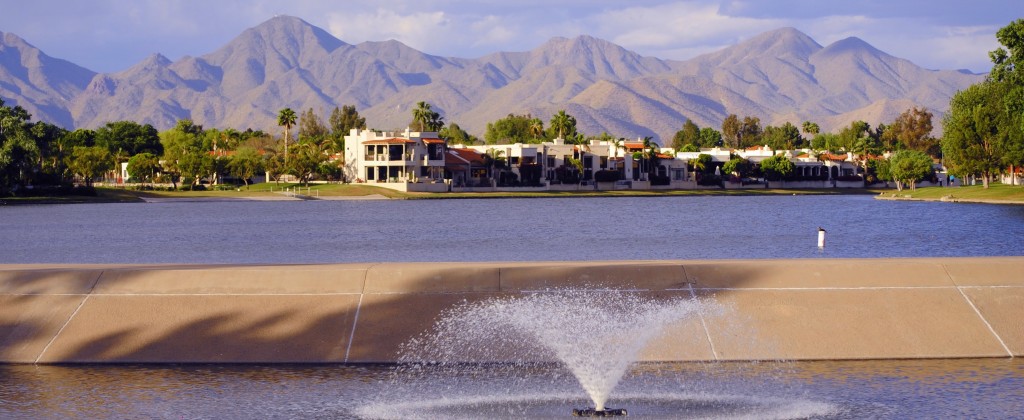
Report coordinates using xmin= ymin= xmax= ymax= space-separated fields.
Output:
xmin=326 ymin=9 xmax=456 ymax=51
xmin=583 ymin=2 xmax=786 ymax=58
xmin=0 ymin=0 xmax=1009 ymax=73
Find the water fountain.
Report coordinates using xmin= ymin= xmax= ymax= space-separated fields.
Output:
xmin=392 ymin=289 xmax=717 ymax=417
xmin=353 ymin=289 xmax=841 ymax=418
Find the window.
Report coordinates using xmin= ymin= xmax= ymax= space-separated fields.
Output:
xmin=583 ymin=156 xmax=593 ymax=168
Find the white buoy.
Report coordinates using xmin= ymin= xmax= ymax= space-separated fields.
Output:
xmin=817 ymin=227 xmax=826 ymax=248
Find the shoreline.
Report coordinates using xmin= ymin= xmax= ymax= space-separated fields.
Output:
xmin=2 ymin=187 xmax=882 ymax=205
xmin=5 ymin=185 xmax=1023 ymax=205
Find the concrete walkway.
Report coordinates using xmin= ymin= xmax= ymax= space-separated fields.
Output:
xmin=1 ymin=257 xmax=1021 ymax=363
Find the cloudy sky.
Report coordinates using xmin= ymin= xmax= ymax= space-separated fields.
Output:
xmin=0 ymin=0 xmax=1013 ymax=74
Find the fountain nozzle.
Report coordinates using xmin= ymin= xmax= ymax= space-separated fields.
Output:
xmin=572 ymin=407 xmax=628 ymax=417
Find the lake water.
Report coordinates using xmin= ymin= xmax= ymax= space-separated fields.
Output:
xmin=2 ymin=359 xmax=1022 ymax=418
xmin=2 ymin=195 xmax=1023 ymax=263
xmin=3 ymin=195 xmax=1023 ymax=419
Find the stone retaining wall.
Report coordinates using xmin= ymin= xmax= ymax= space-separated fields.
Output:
xmin=1 ymin=258 xmax=1021 ymax=364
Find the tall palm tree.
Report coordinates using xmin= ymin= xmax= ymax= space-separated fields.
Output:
xmin=528 ymin=118 xmax=544 ymax=141
xmin=277 ymin=108 xmax=297 ymax=161
xmin=550 ymin=110 xmax=575 ymax=139
xmin=412 ymin=101 xmax=432 ymax=131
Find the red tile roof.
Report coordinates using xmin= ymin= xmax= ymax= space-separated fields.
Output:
xmin=422 ymin=138 xmax=445 ymax=144
xmin=363 ymin=138 xmax=416 ymax=145
xmin=624 ymin=142 xmax=645 ymax=150
xmin=445 ymin=148 xmax=486 ymax=166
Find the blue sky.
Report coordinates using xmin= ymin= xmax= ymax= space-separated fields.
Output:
xmin=0 ymin=0 xmax=1014 ymax=73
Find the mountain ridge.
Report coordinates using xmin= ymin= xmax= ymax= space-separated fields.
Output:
xmin=0 ymin=15 xmax=984 ymax=142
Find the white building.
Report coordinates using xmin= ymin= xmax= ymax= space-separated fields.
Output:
xmin=342 ymin=128 xmax=448 ymax=192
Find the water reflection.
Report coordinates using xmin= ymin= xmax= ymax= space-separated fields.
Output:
xmin=2 ymin=359 xmax=1022 ymax=418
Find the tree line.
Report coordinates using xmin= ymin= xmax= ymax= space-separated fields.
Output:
xmin=2 ymin=20 xmax=1022 ymax=195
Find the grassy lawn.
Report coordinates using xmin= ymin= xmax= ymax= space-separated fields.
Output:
xmin=2 ymin=183 xmax=889 ymax=204
xmin=879 ymin=183 xmax=1024 ymax=203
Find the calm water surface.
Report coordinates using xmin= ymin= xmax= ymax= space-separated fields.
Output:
xmin=1 ymin=359 xmax=1022 ymax=418
xmin=2 ymin=195 xmax=1023 ymax=263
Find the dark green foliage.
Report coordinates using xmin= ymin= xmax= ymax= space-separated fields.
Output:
xmin=759 ymin=154 xmax=795 ymax=181
xmin=485 ymin=114 xmax=540 ymax=144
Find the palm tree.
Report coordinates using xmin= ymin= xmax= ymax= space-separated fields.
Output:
xmin=611 ymin=138 xmax=624 ymax=159
xmin=642 ymin=136 xmax=661 ymax=180
xmin=802 ymin=121 xmax=820 ymax=136
xmin=412 ymin=101 xmax=432 ymax=131
xmin=528 ymin=118 xmax=544 ymax=141
xmin=550 ymin=110 xmax=575 ymax=139
xmin=277 ymin=108 xmax=297 ymax=161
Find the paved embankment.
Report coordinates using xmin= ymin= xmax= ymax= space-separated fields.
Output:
xmin=1 ymin=258 xmax=1021 ymax=364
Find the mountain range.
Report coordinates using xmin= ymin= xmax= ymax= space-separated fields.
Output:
xmin=0 ymin=15 xmax=984 ymax=143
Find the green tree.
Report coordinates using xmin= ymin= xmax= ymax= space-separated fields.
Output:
xmin=439 ymin=122 xmax=476 ymax=145
xmin=528 ymin=117 xmax=544 ymax=141
xmin=329 ymin=105 xmax=366 ymax=136
xmin=836 ymin=120 xmax=870 ymax=152
xmin=723 ymin=157 xmax=752 ymax=178
xmin=762 ymin=122 xmax=802 ymax=150
xmin=411 ymin=101 xmax=444 ymax=131
xmin=327 ymin=105 xmax=366 ymax=154
xmin=802 ymin=121 xmax=820 ymax=137
xmin=485 ymin=114 xmax=537 ymax=144
xmin=850 ymin=135 xmax=882 ymax=183
xmin=298 ymin=107 xmax=328 ymax=140
xmin=288 ymin=139 xmax=327 ymax=186
xmin=0 ymin=130 xmax=39 ymax=192
xmin=94 ymin=120 xmax=162 ymax=166
xmin=126 ymin=152 xmax=160 ymax=185
xmin=672 ymin=120 xmax=700 ymax=151
xmin=888 ymin=149 xmax=934 ymax=191
xmin=548 ymin=110 xmax=578 ymax=140
xmin=721 ymin=114 xmax=740 ymax=148
xmin=989 ymin=19 xmax=1024 ymax=185
xmin=738 ymin=116 xmax=763 ymax=148
xmin=698 ymin=127 xmax=722 ymax=148
xmin=277 ymin=107 xmax=297 ymax=159
xmin=66 ymin=146 xmax=111 ymax=187
xmin=759 ymin=154 xmax=795 ymax=181
xmin=161 ymin=121 xmax=213 ymax=189
xmin=884 ymin=107 xmax=938 ymax=156
xmin=691 ymin=153 xmax=712 ymax=174
xmin=228 ymin=146 xmax=263 ymax=188
xmin=941 ymin=80 xmax=1007 ymax=188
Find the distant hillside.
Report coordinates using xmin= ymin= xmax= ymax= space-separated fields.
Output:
xmin=0 ymin=16 xmax=984 ymax=142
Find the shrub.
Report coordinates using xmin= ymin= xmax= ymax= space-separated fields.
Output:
xmin=594 ymin=170 xmax=621 ymax=183
xmin=650 ymin=175 xmax=670 ymax=186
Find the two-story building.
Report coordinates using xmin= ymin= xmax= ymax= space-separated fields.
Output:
xmin=343 ymin=128 xmax=449 ymax=192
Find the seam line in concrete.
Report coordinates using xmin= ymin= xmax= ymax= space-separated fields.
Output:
xmin=947 ymin=263 xmax=1014 ymax=358
xmin=34 ymin=270 xmax=103 ymax=364
xmin=345 ymin=264 xmax=373 ymax=363
xmin=688 ymin=277 xmax=718 ymax=361
xmin=56 ymin=293 xmax=364 ymax=296
xmin=688 ymin=266 xmax=720 ymax=358
xmin=695 ymin=286 xmax=960 ymax=291
xmin=956 ymin=286 xmax=1012 ymax=357
xmin=345 ymin=292 xmax=365 ymax=363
